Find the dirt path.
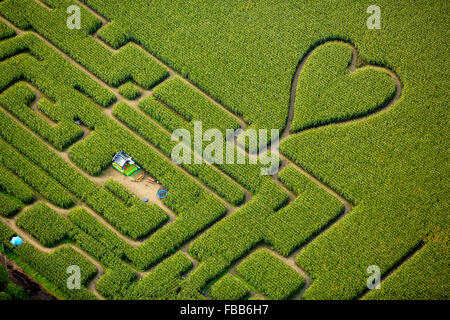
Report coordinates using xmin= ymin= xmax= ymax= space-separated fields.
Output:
xmin=102 ymin=97 xmax=233 ymax=210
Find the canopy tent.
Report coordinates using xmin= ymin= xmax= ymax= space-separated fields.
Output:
xmin=10 ymin=236 xmax=24 ymax=246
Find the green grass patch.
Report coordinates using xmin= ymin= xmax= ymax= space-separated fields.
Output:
xmin=118 ymin=82 xmax=141 ymax=100
xmin=237 ymin=249 xmax=305 ymax=300
xmin=209 ymin=274 xmax=250 ymax=300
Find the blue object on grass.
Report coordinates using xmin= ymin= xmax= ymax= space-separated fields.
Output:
xmin=10 ymin=236 xmax=24 ymax=246
xmin=157 ymin=189 xmax=168 ymax=199
xmin=143 ymin=197 xmax=149 ymax=202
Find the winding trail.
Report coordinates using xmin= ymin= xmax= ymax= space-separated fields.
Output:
xmin=199 ymin=41 xmax=402 ymax=299
xmin=0 ymin=6 xmax=404 ymax=301
xmin=0 ymin=14 xmax=242 ymax=298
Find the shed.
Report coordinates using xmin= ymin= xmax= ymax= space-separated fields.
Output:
xmin=112 ymin=151 xmax=139 ymax=176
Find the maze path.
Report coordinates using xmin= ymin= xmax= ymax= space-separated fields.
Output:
xmin=0 ymin=42 xmax=216 ymax=244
